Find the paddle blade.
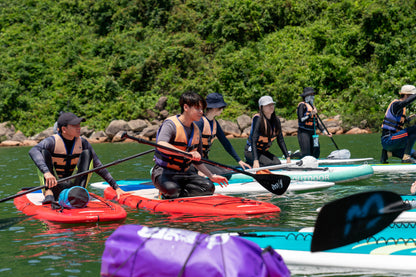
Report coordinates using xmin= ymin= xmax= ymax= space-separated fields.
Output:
xmin=252 ymin=173 xmax=291 ymax=195
xmin=311 ymin=190 xmax=405 ymax=252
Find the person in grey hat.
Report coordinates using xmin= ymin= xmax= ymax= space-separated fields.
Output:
xmin=244 ymin=95 xmax=291 ymax=168
xmin=296 ymin=87 xmax=332 ymax=159
xmin=195 ymin=93 xmax=251 ymax=177
xmin=381 ymin=85 xmax=416 ymax=163
xmin=29 ymin=112 xmax=125 ymax=204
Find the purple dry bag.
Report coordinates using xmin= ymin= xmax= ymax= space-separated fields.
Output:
xmin=101 ymin=224 xmax=290 ymax=277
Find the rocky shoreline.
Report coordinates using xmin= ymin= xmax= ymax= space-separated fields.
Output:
xmin=0 ymin=96 xmax=371 ymax=147
xmin=0 ymin=115 xmax=371 ymax=147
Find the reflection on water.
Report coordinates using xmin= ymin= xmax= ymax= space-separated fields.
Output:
xmin=0 ymin=135 xmax=415 ymax=276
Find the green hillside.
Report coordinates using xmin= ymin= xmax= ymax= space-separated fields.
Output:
xmin=1 ymin=0 xmax=416 ymax=135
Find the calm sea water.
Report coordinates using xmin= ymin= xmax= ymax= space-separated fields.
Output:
xmin=0 ymin=133 xmax=414 ymax=277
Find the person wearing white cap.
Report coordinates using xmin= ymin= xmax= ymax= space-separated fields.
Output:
xmin=244 ymin=96 xmax=291 ymax=168
xmin=194 ymin=93 xmax=251 ymax=177
xmin=297 ymin=87 xmax=332 ymax=158
xmin=381 ymin=85 xmax=416 ymax=163
xmin=29 ymin=112 xmax=125 ymax=205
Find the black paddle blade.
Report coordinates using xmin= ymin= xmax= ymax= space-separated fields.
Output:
xmin=252 ymin=173 xmax=291 ymax=195
xmin=311 ymin=190 xmax=405 ymax=252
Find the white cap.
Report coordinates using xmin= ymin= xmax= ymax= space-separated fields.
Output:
xmin=400 ymin=85 xmax=416 ymax=95
xmin=258 ymin=96 xmax=275 ymax=107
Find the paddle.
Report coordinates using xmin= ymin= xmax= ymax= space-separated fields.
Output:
xmin=239 ymin=190 xmax=414 ymax=252
xmin=0 ymin=148 xmax=155 ymax=203
xmin=311 ymin=190 xmax=414 ymax=252
xmin=315 ymin=113 xmax=339 ymax=150
xmin=309 ymin=102 xmax=351 ymax=159
xmin=121 ymin=132 xmax=291 ymax=195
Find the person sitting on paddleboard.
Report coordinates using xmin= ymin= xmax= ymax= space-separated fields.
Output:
xmin=194 ymin=93 xmax=251 ymax=178
xmin=29 ymin=112 xmax=125 ymax=204
xmin=151 ymin=91 xmax=229 ymax=199
xmin=296 ymin=87 xmax=332 ymax=159
xmin=244 ymin=95 xmax=291 ymax=168
xmin=381 ymin=85 xmax=416 ymax=164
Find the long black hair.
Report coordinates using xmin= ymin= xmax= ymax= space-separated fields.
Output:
xmin=259 ymin=106 xmax=281 ymax=137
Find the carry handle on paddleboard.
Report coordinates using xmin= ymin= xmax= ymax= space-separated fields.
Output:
xmin=121 ymin=132 xmax=291 ymax=195
xmin=0 ymin=149 xmax=155 ymax=203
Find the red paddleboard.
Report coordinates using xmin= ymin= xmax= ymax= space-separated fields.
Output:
xmin=14 ymin=190 xmax=126 ymax=224
xmin=104 ymin=187 xmax=280 ymax=215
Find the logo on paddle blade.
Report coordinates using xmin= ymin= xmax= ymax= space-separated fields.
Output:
xmin=344 ymin=193 xmax=384 ymax=237
xmin=271 ymin=180 xmax=284 ymax=191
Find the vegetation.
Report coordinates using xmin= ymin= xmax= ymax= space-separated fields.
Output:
xmin=1 ymin=0 xmax=416 ymax=135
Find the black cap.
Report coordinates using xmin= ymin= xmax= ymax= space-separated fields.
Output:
xmin=300 ymin=87 xmax=316 ymax=98
xmin=57 ymin=112 xmax=86 ymax=129
xmin=206 ymin=93 xmax=227 ymax=109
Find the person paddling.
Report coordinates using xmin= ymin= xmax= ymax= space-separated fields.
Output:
xmin=195 ymin=93 xmax=251 ymax=177
xmin=296 ymin=87 xmax=332 ymax=158
xmin=151 ymin=91 xmax=228 ymax=199
xmin=29 ymin=112 xmax=125 ymax=204
xmin=381 ymin=85 xmax=416 ymax=164
xmin=244 ymin=95 xmax=291 ymax=168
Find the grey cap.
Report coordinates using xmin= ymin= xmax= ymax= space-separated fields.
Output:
xmin=258 ymin=96 xmax=275 ymax=107
xmin=400 ymin=85 xmax=416 ymax=95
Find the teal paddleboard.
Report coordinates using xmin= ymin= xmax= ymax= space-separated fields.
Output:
xmin=236 ymin=223 xmax=416 ymax=273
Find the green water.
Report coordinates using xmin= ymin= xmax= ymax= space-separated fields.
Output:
xmin=0 ymin=133 xmax=414 ymax=276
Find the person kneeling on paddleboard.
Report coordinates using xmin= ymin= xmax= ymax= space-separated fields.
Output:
xmin=151 ymin=91 xmax=228 ymax=199
xmin=245 ymin=95 xmax=291 ymax=168
xmin=381 ymin=85 xmax=416 ymax=164
xmin=29 ymin=112 xmax=125 ymax=205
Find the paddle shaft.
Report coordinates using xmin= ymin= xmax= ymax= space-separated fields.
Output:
xmin=0 ymin=148 xmax=155 ymax=203
xmin=316 ymin=113 xmax=339 ymax=150
xmin=121 ymin=133 xmax=291 ymax=195
xmin=123 ymin=134 xmax=253 ymax=176
xmin=309 ymin=102 xmax=339 ymax=150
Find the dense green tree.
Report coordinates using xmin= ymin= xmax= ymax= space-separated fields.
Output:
xmin=1 ymin=0 xmax=416 ymax=136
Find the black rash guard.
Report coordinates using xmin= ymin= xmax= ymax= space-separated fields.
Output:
xmin=248 ymin=116 xmax=289 ymax=161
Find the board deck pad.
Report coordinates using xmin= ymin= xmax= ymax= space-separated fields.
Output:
xmin=104 ymin=187 xmax=280 ymax=215
xmin=91 ymin=179 xmax=335 ymax=194
xmin=14 ymin=190 xmax=127 ymax=223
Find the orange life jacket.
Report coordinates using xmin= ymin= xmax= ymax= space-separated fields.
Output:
xmin=201 ymin=116 xmax=217 ymax=158
xmin=251 ymin=114 xmax=277 ymax=151
xmin=51 ymin=134 xmax=83 ymax=178
xmin=154 ymin=115 xmax=201 ymax=171
xmin=297 ymin=102 xmax=315 ymax=129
